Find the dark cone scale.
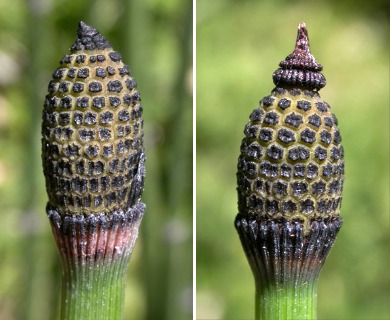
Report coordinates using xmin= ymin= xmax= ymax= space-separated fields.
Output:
xmin=42 ymin=21 xmax=145 ymax=217
xmin=235 ymin=23 xmax=343 ymax=285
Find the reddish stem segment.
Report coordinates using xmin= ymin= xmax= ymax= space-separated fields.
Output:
xmin=48 ymin=203 xmax=144 ymax=320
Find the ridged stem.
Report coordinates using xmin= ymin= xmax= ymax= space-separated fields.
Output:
xmin=235 ymin=215 xmax=342 ymax=320
xmin=48 ymin=203 xmax=144 ymax=320
xmin=61 ymin=256 xmax=126 ymax=319
xmin=255 ymin=280 xmax=317 ymax=320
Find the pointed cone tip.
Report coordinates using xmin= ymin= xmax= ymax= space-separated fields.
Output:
xmin=272 ymin=22 xmax=326 ymax=91
xmin=77 ymin=21 xmax=96 ymax=38
xmin=295 ymin=22 xmax=310 ymax=52
xmin=297 ymin=22 xmax=307 ymax=34
xmin=70 ymin=21 xmax=112 ymax=51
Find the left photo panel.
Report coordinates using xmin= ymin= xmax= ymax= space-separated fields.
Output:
xmin=0 ymin=1 xmax=193 ymax=320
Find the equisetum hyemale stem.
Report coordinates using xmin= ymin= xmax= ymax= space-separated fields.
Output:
xmin=235 ymin=23 xmax=344 ymax=320
xmin=41 ymin=22 xmax=145 ymax=320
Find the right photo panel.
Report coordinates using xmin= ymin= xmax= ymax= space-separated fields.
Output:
xmin=196 ymin=1 xmax=389 ymax=320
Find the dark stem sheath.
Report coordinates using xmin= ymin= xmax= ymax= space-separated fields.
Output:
xmin=235 ymin=215 xmax=342 ymax=320
xmin=47 ymin=203 xmax=145 ymax=320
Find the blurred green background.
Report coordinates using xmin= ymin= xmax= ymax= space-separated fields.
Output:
xmin=197 ymin=1 xmax=389 ymax=319
xmin=0 ymin=0 xmax=192 ymax=319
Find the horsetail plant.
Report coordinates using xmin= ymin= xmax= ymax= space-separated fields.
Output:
xmin=42 ymin=21 xmax=145 ymax=320
xmin=235 ymin=23 xmax=344 ymax=320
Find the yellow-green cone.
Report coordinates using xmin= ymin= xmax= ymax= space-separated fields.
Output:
xmin=41 ymin=22 xmax=145 ymax=320
xmin=42 ymin=21 xmax=145 ymax=217
xmin=235 ymin=23 xmax=343 ymax=320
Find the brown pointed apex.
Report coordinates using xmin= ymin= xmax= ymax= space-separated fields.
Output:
xmin=70 ymin=21 xmax=112 ymax=51
xmin=273 ymin=23 xmax=326 ymax=91
xmin=280 ymin=22 xmax=322 ymax=71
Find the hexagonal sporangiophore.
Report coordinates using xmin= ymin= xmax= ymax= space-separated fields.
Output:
xmin=236 ymin=24 xmax=344 ymax=230
xmin=42 ymin=21 xmax=145 ymax=216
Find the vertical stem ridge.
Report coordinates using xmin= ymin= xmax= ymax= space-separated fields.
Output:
xmin=255 ymin=275 xmax=318 ymax=319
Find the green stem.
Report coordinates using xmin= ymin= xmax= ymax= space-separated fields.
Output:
xmin=61 ymin=257 xmax=128 ymax=320
xmin=255 ymin=281 xmax=317 ymax=320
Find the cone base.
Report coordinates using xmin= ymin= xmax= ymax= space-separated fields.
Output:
xmin=47 ymin=202 xmax=145 ymax=320
xmin=235 ymin=215 xmax=342 ymax=319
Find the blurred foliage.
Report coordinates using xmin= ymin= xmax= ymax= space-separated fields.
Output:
xmin=0 ymin=0 xmax=192 ymax=320
xmin=196 ymin=0 xmax=389 ymax=320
